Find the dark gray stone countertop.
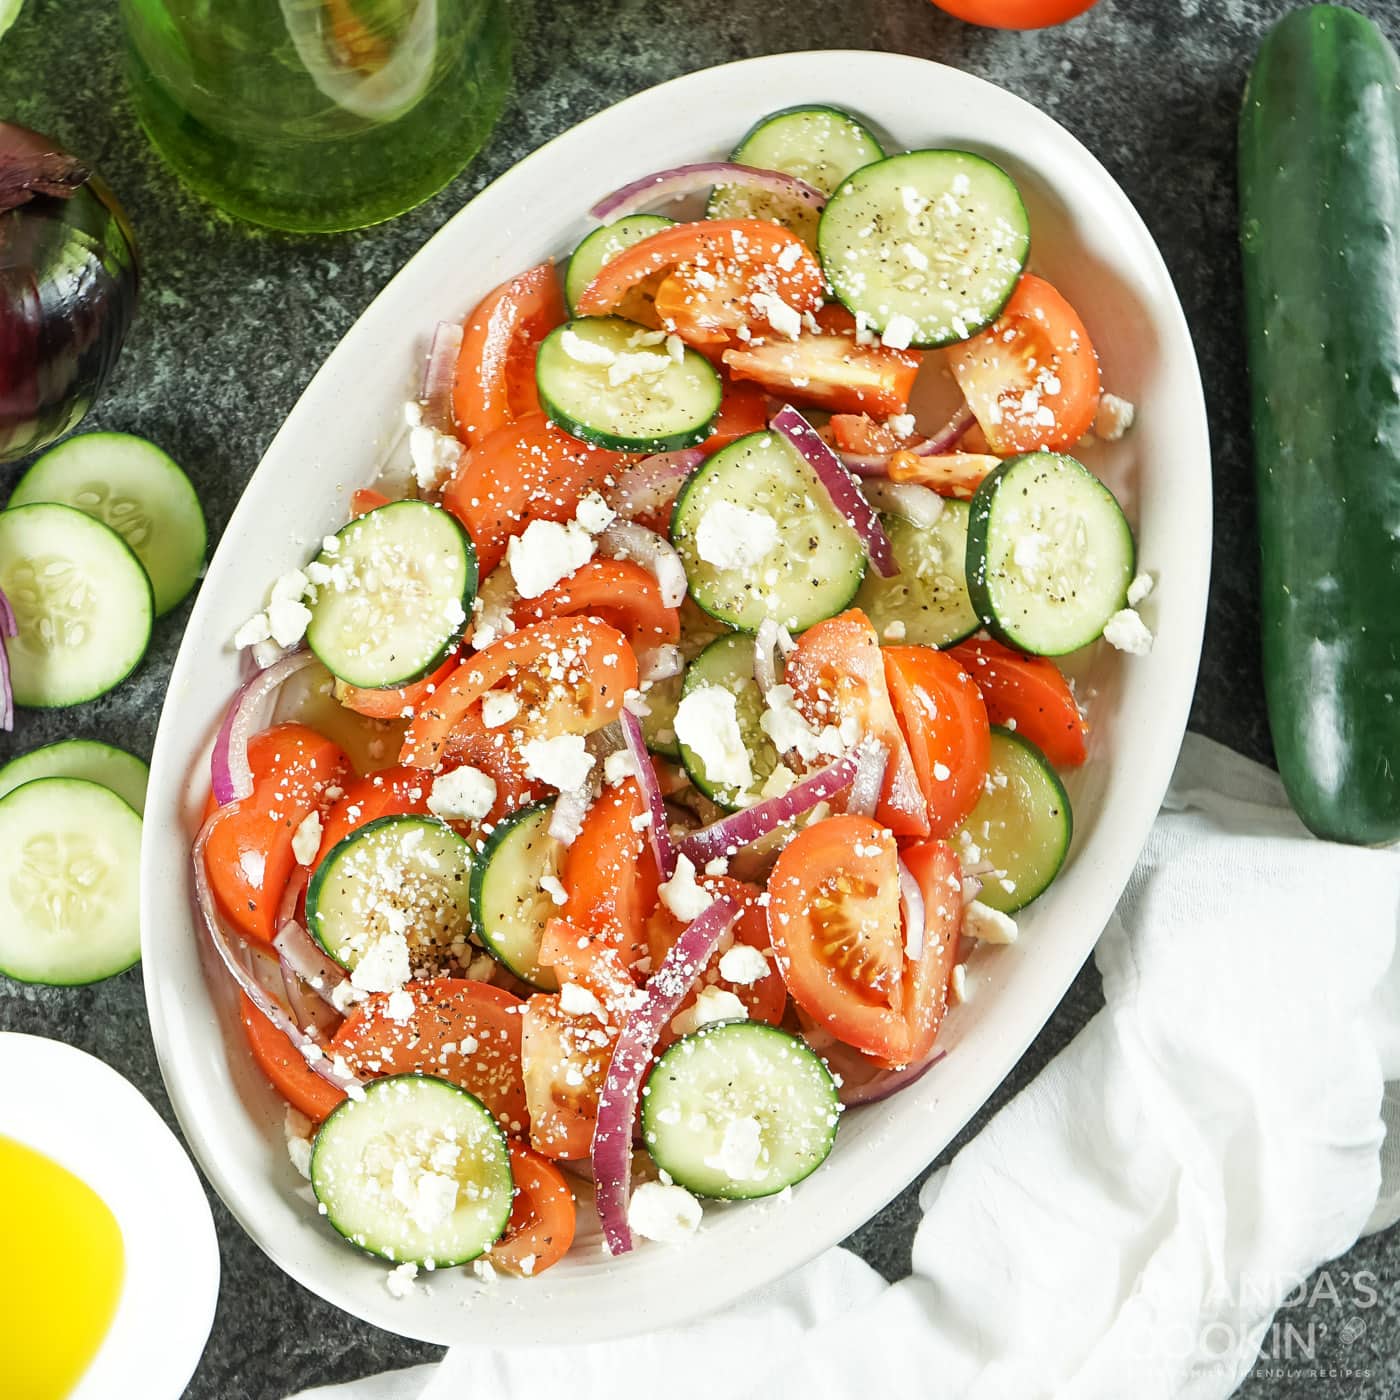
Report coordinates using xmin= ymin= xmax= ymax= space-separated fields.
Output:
xmin=1 ymin=0 xmax=1396 ymax=1394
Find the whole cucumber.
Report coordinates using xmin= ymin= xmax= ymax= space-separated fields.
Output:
xmin=1239 ymin=5 xmax=1400 ymax=844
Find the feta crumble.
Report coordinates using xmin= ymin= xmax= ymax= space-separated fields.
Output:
xmin=674 ymin=684 xmax=754 ymax=792
xmin=603 ymin=748 xmax=636 ymax=786
xmin=559 ymin=982 xmax=606 ymax=1021
xmin=658 ymin=854 xmax=714 ymax=923
xmin=574 ymin=491 xmax=616 ymax=535
xmin=284 ymin=1108 xmax=313 ymax=1180
xmin=291 ymin=811 xmax=322 ymax=867
xmin=718 ymin=943 xmax=769 ymax=986
xmin=1095 ymin=392 xmax=1136 ymax=441
xmin=1103 ymin=608 xmax=1154 ymax=656
xmin=950 ymin=963 xmax=970 ymax=1005
xmin=385 ymin=1262 xmax=419 ymax=1299
xmin=694 ymin=501 xmax=779 ymax=571
xmin=703 ymin=1115 xmax=764 ymax=1182
xmin=520 ymin=734 xmax=595 ymax=792
xmin=671 ymin=985 xmax=747 ymax=1037
xmin=507 ymin=518 xmax=596 ymax=599
xmin=880 ymin=313 xmax=918 ymax=351
xmin=886 ymin=413 xmax=917 ymax=439
xmin=964 ymin=900 xmax=1019 ymax=944
xmin=350 ymin=932 xmax=411 ymax=994
xmin=627 ymin=1180 xmax=702 ymax=1244
xmin=1127 ymin=572 xmax=1155 ymax=607
xmin=760 ymin=683 xmax=839 ymax=764
xmin=540 ymin=873 xmax=569 ymax=906
xmin=480 ymin=690 xmax=520 ymax=728
xmin=750 ymin=290 xmax=803 ymax=340
xmin=427 ymin=765 xmax=497 ymax=822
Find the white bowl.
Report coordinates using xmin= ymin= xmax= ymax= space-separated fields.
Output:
xmin=0 ymin=1033 xmax=220 ymax=1395
xmin=142 ymin=49 xmax=1211 ymax=1346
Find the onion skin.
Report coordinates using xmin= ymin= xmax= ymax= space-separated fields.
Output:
xmin=0 ymin=123 xmax=140 ymax=463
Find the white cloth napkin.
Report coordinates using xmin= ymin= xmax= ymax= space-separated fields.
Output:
xmin=290 ymin=734 xmax=1400 ymax=1400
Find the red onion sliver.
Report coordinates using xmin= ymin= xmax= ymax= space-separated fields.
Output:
xmin=772 ymin=405 xmax=897 ymax=579
xmin=898 ymin=858 xmax=927 ymax=960
xmin=273 ymin=917 xmax=347 ymax=1009
xmin=591 ymin=162 xmax=826 ymax=223
xmin=637 ymin=643 xmax=684 ymax=684
xmin=210 ymin=650 xmax=319 ymax=806
xmin=619 ymin=706 xmax=677 ymax=882
xmin=680 ymin=750 xmax=859 ymax=867
xmin=599 ymin=521 xmax=687 ymax=608
xmin=420 ymin=320 xmax=464 ymax=435
xmin=0 ymin=581 xmax=14 ymax=733
xmin=606 ymin=449 xmax=703 ymax=523
xmin=592 ymin=895 xmax=742 ymax=1255
xmin=278 ymin=945 xmax=341 ymax=1036
xmin=839 ymin=404 xmax=977 ymax=476
xmin=846 ymin=740 xmax=888 ymax=819
xmin=840 ymin=1048 xmax=947 ymax=1107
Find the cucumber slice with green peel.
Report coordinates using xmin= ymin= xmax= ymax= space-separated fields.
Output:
xmin=305 ymin=500 xmax=475 ymax=690
xmin=0 ymin=777 xmax=142 ymax=985
xmin=678 ymin=633 xmax=779 ymax=809
xmin=307 ymin=815 xmax=475 ymax=976
xmin=470 ymin=801 xmax=567 ymax=991
xmin=954 ymin=727 xmax=1071 ymax=914
xmin=0 ymin=503 xmax=152 ymax=709
xmin=310 ymin=1074 xmax=513 ymax=1267
xmin=0 ymin=738 xmax=148 ymax=814
xmin=536 ymin=316 xmax=722 ymax=452
xmin=818 ymin=149 xmax=1030 ymax=348
xmin=854 ymin=503 xmax=979 ymax=649
xmin=640 ymin=671 xmax=684 ymax=758
xmin=709 ymin=104 xmax=885 ymax=243
xmin=671 ymin=430 xmax=866 ymax=633
xmin=565 ymin=216 xmax=673 ymax=314
xmin=641 ymin=1021 xmax=839 ymax=1200
xmin=966 ymin=452 xmax=1135 ymax=656
xmin=9 ymin=432 xmax=207 ymax=615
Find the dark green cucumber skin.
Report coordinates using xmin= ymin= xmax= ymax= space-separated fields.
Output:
xmin=1240 ymin=6 xmax=1400 ymax=845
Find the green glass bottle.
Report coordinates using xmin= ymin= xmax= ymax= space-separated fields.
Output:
xmin=119 ymin=0 xmax=510 ymax=233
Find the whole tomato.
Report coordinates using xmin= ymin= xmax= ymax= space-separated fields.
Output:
xmin=930 ymin=0 xmax=1100 ymax=28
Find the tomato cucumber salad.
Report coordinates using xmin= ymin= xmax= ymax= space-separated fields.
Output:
xmin=191 ymin=105 xmax=1152 ymax=1293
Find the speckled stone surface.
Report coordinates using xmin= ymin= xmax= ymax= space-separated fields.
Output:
xmin=1 ymin=0 xmax=1397 ymax=1394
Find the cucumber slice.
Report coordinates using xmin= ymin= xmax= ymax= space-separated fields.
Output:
xmin=671 ymin=430 xmax=866 ymax=633
xmin=854 ymin=503 xmax=979 ymax=649
xmin=305 ymin=500 xmax=475 ymax=690
xmin=0 ymin=777 xmax=141 ymax=985
xmin=536 ymin=316 xmax=722 ymax=452
xmin=641 ymin=1022 xmax=839 ymax=1200
xmin=0 ymin=738 xmax=148 ymax=814
xmin=678 ymin=633 xmax=779 ymax=809
xmin=470 ymin=800 xmax=566 ymax=991
xmin=307 ymin=815 xmax=474 ymax=976
xmin=9 ymin=433 xmax=206 ymax=615
xmin=0 ymin=503 xmax=152 ymax=709
xmin=955 ymin=727 xmax=1071 ymax=913
xmin=640 ymin=671 xmax=684 ymax=758
xmin=311 ymin=1074 xmax=513 ymax=1267
xmin=709 ymin=104 xmax=885 ymax=243
xmin=966 ymin=452 xmax=1135 ymax=656
xmin=565 ymin=216 xmax=674 ymax=315
xmin=818 ymin=150 xmax=1030 ymax=348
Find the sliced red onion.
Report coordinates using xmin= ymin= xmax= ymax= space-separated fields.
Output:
xmin=638 ymin=643 xmax=684 ymax=684
xmin=840 ymin=404 xmax=977 ymax=476
xmin=592 ymin=895 xmax=742 ymax=1254
xmin=420 ymin=320 xmax=464 ymax=435
xmin=599 ymin=521 xmax=687 ymax=608
xmin=549 ymin=786 xmax=593 ymax=845
xmin=273 ymin=917 xmax=346 ymax=1009
xmin=860 ymin=480 xmax=946 ymax=530
xmin=210 ymin=649 xmax=319 ymax=806
xmin=591 ymin=162 xmax=826 ymax=223
xmin=620 ymin=706 xmax=677 ymax=882
xmin=680 ymin=750 xmax=859 ymax=867
xmin=607 ymin=449 xmax=703 ymax=523
xmin=840 ymin=1049 xmax=947 ymax=1107
xmin=278 ymin=946 xmax=341 ymax=1036
xmin=898 ymin=858 xmax=927 ymax=960
xmin=846 ymin=740 xmax=888 ymax=819
xmin=0 ymin=581 xmax=14 ymax=732
xmin=772 ymin=405 xmax=896 ymax=578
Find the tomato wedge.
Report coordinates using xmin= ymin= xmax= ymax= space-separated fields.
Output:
xmin=336 ymin=651 xmax=461 ymax=720
xmin=950 ymin=636 xmax=1088 ymax=767
xmin=783 ymin=609 xmax=928 ymax=838
xmin=330 ymin=978 xmax=529 ymax=1134
xmin=439 ymin=707 xmax=541 ymax=823
xmin=723 ymin=306 xmax=921 ymax=416
xmin=702 ymin=378 xmax=770 ymax=456
xmin=490 ymin=1144 xmax=577 ymax=1276
xmin=576 ymin=220 xmax=825 ymax=347
xmin=443 ymin=413 xmax=629 ymax=576
xmin=511 ymin=558 xmax=680 ymax=650
xmin=886 ymin=450 xmax=1000 ymax=498
xmin=400 ymin=617 xmax=638 ymax=768
xmin=350 ymin=487 xmax=392 ymax=517
xmin=453 ymin=263 xmax=566 ymax=445
xmin=830 ymin=413 xmax=914 ymax=457
xmin=894 ymin=838 xmax=962 ymax=1067
xmin=203 ymin=724 xmax=351 ymax=944
xmin=949 ymin=273 xmax=1100 ymax=454
xmin=883 ymin=646 xmax=990 ymax=837
xmin=239 ymin=994 xmax=346 ymax=1122
xmin=314 ymin=765 xmax=432 ymax=863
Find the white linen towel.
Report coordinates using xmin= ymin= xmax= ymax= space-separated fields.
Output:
xmin=291 ymin=734 xmax=1400 ymax=1400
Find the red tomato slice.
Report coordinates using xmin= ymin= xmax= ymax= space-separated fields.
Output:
xmin=511 ymin=558 xmax=680 ymax=650
xmin=830 ymin=413 xmax=914 ymax=457
xmin=490 ymin=1144 xmax=577 ymax=1276
xmin=314 ymin=766 xmax=432 ymax=864
xmin=949 ymin=636 xmax=1088 ymax=767
xmin=783 ymin=609 xmax=929 ymax=838
xmin=723 ymin=306 xmax=921 ymax=416
xmin=203 ymin=724 xmax=351 ymax=944
xmin=883 ymin=646 xmax=991 ymax=837
xmin=949 ymin=273 xmax=1100 ymax=454
xmin=702 ymin=378 xmax=770 ymax=456
xmin=897 ymin=839 xmax=963 ymax=1067
xmin=439 ymin=709 xmax=541 ymax=824
xmin=886 ymin=450 xmax=1000 ymax=498
xmin=350 ymin=488 xmax=392 ymax=518
xmin=330 ymin=978 xmax=529 ymax=1134
xmin=442 ymin=413 xmax=630 ymax=576
xmin=453 ymin=263 xmax=566 ymax=446
xmin=239 ymin=994 xmax=346 ymax=1122
xmin=336 ymin=652 xmax=461 ymax=721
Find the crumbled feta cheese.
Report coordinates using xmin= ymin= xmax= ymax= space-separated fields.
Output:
xmin=559 ymin=982 xmax=606 ymax=1021
xmin=520 ymin=734 xmax=595 ymax=791
xmin=718 ymin=943 xmax=769 ymax=986
xmin=1127 ymin=572 xmax=1155 ymax=607
xmin=271 ymin=568 xmax=310 ymax=603
xmin=694 ymin=501 xmax=778 ymax=571
xmin=284 ymin=1108 xmax=313 ymax=1180
xmin=750 ymin=290 xmax=802 ymax=340
xmin=776 ymin=242 xmax=803 ymax=272
xmin=886 ymin=413 xmax=917 ymax=439
xmin=759 ymin=764 xmax=798 ymax=800
xmin=1103 ymin=608 xmax=1154 ymax=656
xmin=350 ymin=932 xmax=411 ymax=993
xmin=427 ymin=765 xmax=497 ymax=822
xmin=389 ymin=1159 xmax=458 ymax=1234
xmin=603 ymin=749 xmax=636 ymax=785
xmin=880 ymin=314 xmax=918 ymax=351
xmin=385 ymin=1262 xmax=419 ymax=1298
xmin=1012 ymin=533 xmax=1048 ymax=585
xmin=574 ymin=491 xmax=616 ymax=535
xmin=234 ymin=612 xmax=272 ymax=649
xmin=658 ymin=854 xmax=714 ymax=923
xmin=674 ymin=685 xmax=753 ymax=792
xmin=409 ymin=424 xmax=462 ymax=492
xmin=950 ymin=963 xmax=970 ymax=1004
xmin=608 ymin=350 xmax=672 ymax=387
xmin=267 ymin=596 xmax=313 ymax=648
xmin=331 ymin=979 xmax=365 ymax=1014
xmin=760 ymin=684 xmax=829 ymax=763
xmin=480 ymin=691 xmax=520 ymax=728
xmin=964 ymin=900 xmax=1018 ymax=944
xmin=703 ymin=1115 xmax=764 ymax=1181
xmin=882 ymin=620 xmax=907 ymax=643
xmin=507 ymin=519 xmax=596 ymax=599
xmin=704 ymin=857 xmax=729 ymax=877
xmin=627 ymin=1180 xmax=702 ymax=1244
xmin=385 ymin=988 xmax=417 ymax=1023
xmin=291 ymin=811 xmax=323 ymax=867
xmin=671 ymin=985 xmax=748 ymax=1037
xmin=560 ymin=327 xmax=617 ymax=365
xmin=540 ymin=873 xmax=569 ymax=906
xmin=1095 ymin=392 xmax=1136 ymax=441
